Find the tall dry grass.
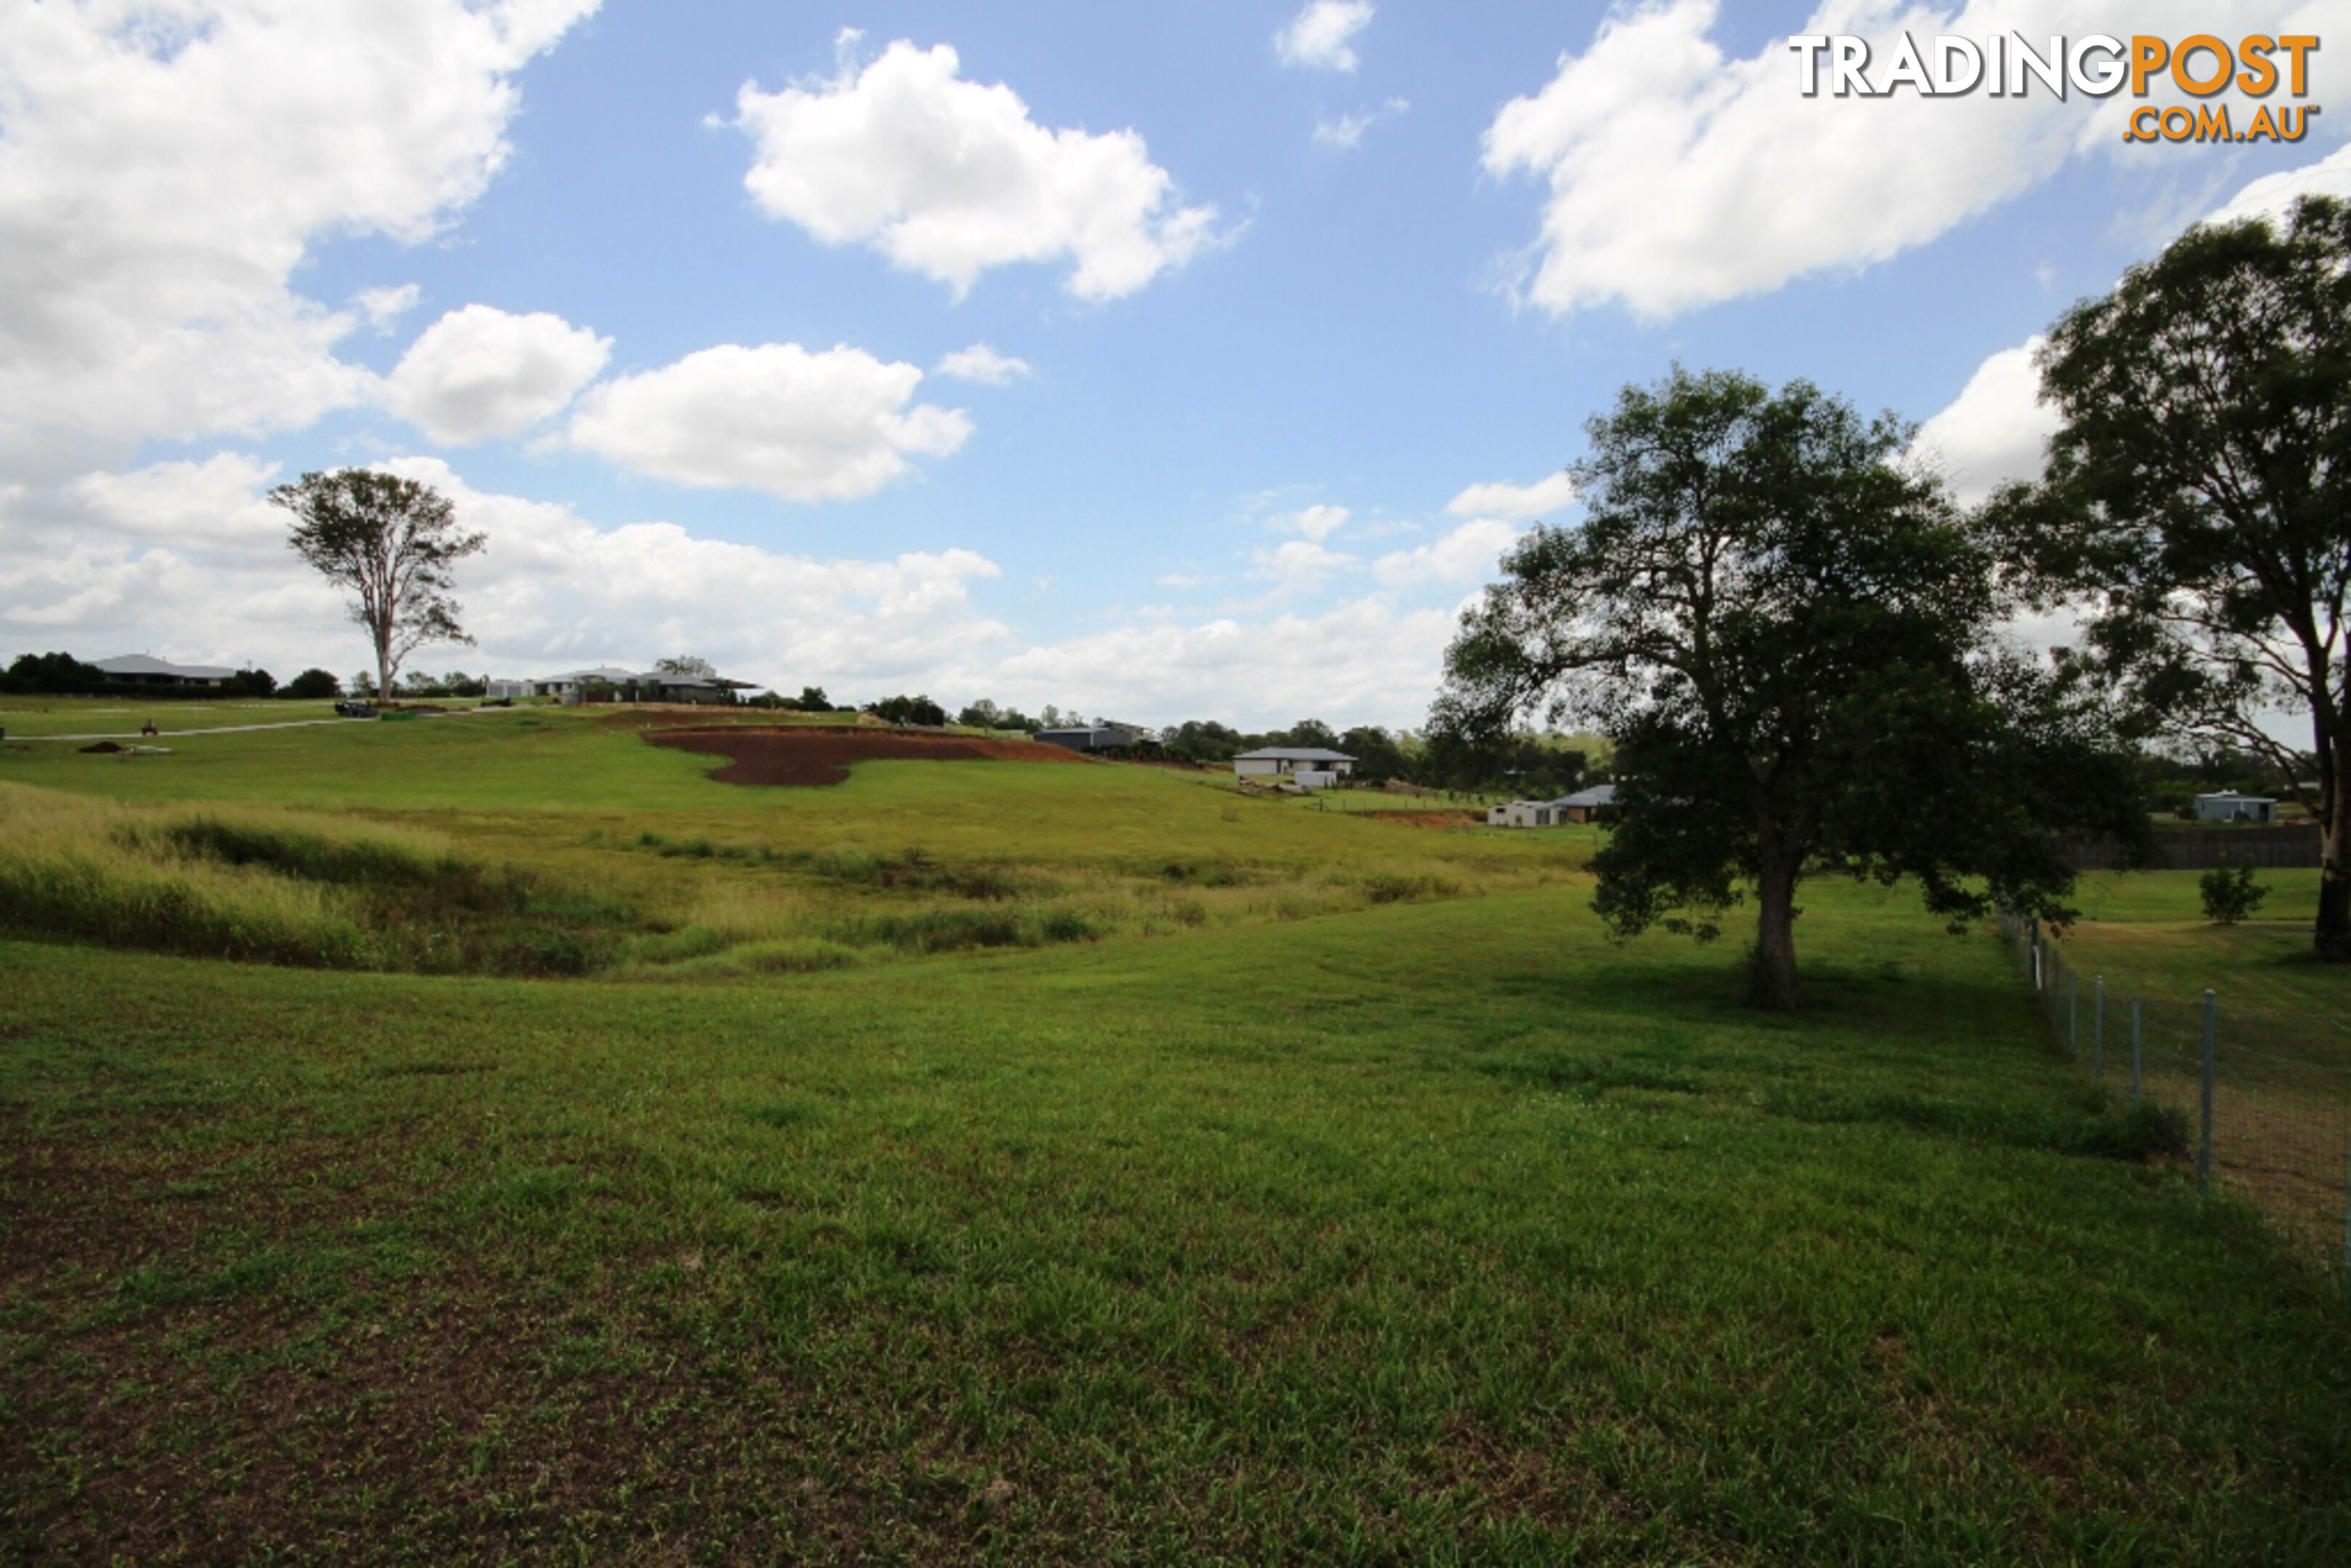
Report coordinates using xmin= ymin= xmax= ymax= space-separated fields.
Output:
xmin=0 ymin=783 xmax=628 ymax=973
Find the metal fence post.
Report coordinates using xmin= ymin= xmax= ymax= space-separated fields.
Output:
xmin=2069 ymin=971 xmax=2079 ymax=1062
xmin=2130 ymin=998 xmax=2143 ymax=1104
xmin=2199 ymin=989 xmax=2217 ymax=1191
xmin=2093 ymin=976 xmax=2105 ymax=1085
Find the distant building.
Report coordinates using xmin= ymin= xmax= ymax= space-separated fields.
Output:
xmin=2194 ymin=790 xmax=2276 ymax=824
xmin=505 ymin=666 xmax=756 ymax=704
xmin=1233 ymin=747 xmax=1356 ymax=790
xmin=1035 ymin=724 xmax=1146 ymax=753
xmin=1556 ymin=784 xmax=1618 ymax=823
xmin=1488 ymin=786 xmax=1615 ymax=828
xmin=94 ymin=654 xmax=237 ymax=687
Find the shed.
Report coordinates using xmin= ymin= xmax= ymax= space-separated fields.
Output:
xmin=1035 ymin=725 xmax=1144 ymax=754
xmin=2193 ymin=791 xmax=2277 ymax=824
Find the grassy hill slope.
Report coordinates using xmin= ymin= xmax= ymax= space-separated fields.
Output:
xmin=2 ymin=716 xmax=2347 ymax=1562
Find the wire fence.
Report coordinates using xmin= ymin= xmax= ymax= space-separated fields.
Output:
xmin=1997 ymin=910 xmax=2351 ymax=1278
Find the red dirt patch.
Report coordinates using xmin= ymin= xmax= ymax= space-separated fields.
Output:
xmin=649 ymin=726 xmax=1087 ymax=787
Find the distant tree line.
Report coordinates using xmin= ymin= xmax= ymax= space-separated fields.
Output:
xmin=2 ymin=651 xmax=283 ymax=701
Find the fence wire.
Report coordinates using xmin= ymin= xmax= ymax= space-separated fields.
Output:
xmin=1999 ymin=910 xmax=2351 ymax=1271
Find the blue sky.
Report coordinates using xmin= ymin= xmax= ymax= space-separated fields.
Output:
xmin=2 ymin=1 xmax=2343 ymax=727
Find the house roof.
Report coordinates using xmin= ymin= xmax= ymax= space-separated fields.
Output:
xmin=1556 ymin=785 xmax=1617 ymax=807
xmin=1235 ymin=747 xmax=1356 ymax=762
xmin=645 ymin=672 xmax=756 ymax=689
xmin=534 ymin=666 xmax=751 ymax=688
xmin=2196 ymin=790 xmax=2275 ymax=804
xmin=96 ymin=653 xmax=239 ymax=680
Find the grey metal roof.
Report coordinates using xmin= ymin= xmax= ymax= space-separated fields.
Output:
xmin=96 ymin=654 xmax=238 ymax=679
xmin=1556 ymin=785 xmax=1617 ymax=807
xmin=1235 ymin=747 xmax=1356 ymax=762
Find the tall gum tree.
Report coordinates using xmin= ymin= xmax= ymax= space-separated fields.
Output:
xmin=1987 ymin=196 xmax=2351 ymax=957
xmin=1438 ymin=369 xmax=2145 ymax=1010
xmin=273 ymin=469 xmax=486 ymax=702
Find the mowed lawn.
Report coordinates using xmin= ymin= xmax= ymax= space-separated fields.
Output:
xmin=3 ymin=720 xmax=2349 ymax=1563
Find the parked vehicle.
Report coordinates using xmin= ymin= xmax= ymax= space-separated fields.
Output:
xmin=333 ymin=700 xmax=376 ymax=718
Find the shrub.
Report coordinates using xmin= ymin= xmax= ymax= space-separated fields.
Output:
xmin=2199 ymin=862 xmax=2268 ymax=924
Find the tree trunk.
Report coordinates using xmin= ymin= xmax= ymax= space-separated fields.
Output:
xmin=1748 ymin=852 xmax=1804 ymax=1010
xmin=2318 ymin=788 xmax=2351 ymax=960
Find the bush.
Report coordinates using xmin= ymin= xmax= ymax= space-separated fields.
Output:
xmin=2199 ymin=862 xmax=2269 ymax=923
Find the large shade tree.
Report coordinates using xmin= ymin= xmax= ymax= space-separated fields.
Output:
xmin=274 ymin=470 xmax=486 ymax=702
xmin=1438 ymin=369 xmax=2143 ymax=1009
xmin=1986 ymin=195 xmax=2351 ymax=957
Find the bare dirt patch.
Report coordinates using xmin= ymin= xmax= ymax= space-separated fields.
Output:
xmin=649 ymin=727 xmax=1087 ymax=788
xmin=1363 ymin=809 xmax=1486 ymax=829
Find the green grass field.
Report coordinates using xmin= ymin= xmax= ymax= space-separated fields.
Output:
xmin=0 ymin=695 xmax=361 ymax=737
xmin=4 ymin=715 xmax=2348 ymax=1563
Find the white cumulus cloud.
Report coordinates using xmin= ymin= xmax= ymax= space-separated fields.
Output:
xmin=385 ymin=305 xmax=612 ymax=444
xmin=565 ymin=342 xmax=972 ymax=502
xmin=1276 ymin=1 xmax=1374 ymax=72
xmin=934 ymin=344 xmax=1034 ymax=385
xmin=0 ymin=454 xmax=1012 ymax=691
xmin=354 ymin=285 xmax=423 ymax=334
xmin=987 ymin=593 xmax=1459 ymax=731
xmin=1374 ymin=518 xmax=1524 ymax=587
xmin=1483 ymin=0 xmax=2341 ymax=321
xmin=730 ymin=40 xmax=1223 ymax=301
xmin=1446 ymin=472 xmax=1576 ymax=520
xmin=0 ymin=0 xmax=598 ymax=479
xmin=1273 ymin=503 xmax=1352 ymax=541
xmin=1912 ymin=340 xmax=2056 ymax=506
xmin=1251 ymin=539 xmax=1357 ymax=596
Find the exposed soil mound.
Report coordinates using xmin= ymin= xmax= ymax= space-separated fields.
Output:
xmin=649 ymin=726 xmax=1086 ymax=787
xmin=79 ymin=740 xmax=123 ymax=754
xmin=1364 ymin=809 xmax=1485 ymax=829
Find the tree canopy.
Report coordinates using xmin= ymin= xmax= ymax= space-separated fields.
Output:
xmin=865 ymin=693 xmax=948 ymax=727
xmin=1985 ymin=195 xmax=2351 ymax=956
xmin=1438 ymin=367 xmax=2143 ymax=1008
xmin=273 ymin=469 xmax=485 ymax=701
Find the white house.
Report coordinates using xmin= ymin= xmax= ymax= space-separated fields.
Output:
xmin=1234 ymin=747 xmax=1356 ymax=790
xmin=1488 ymin=786 xmax=1615 ymax=828
xmin=500 ymin=666 xmax=755 ymax=704
xmin=2194 ymin=790 xmax=2277 ymax=823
